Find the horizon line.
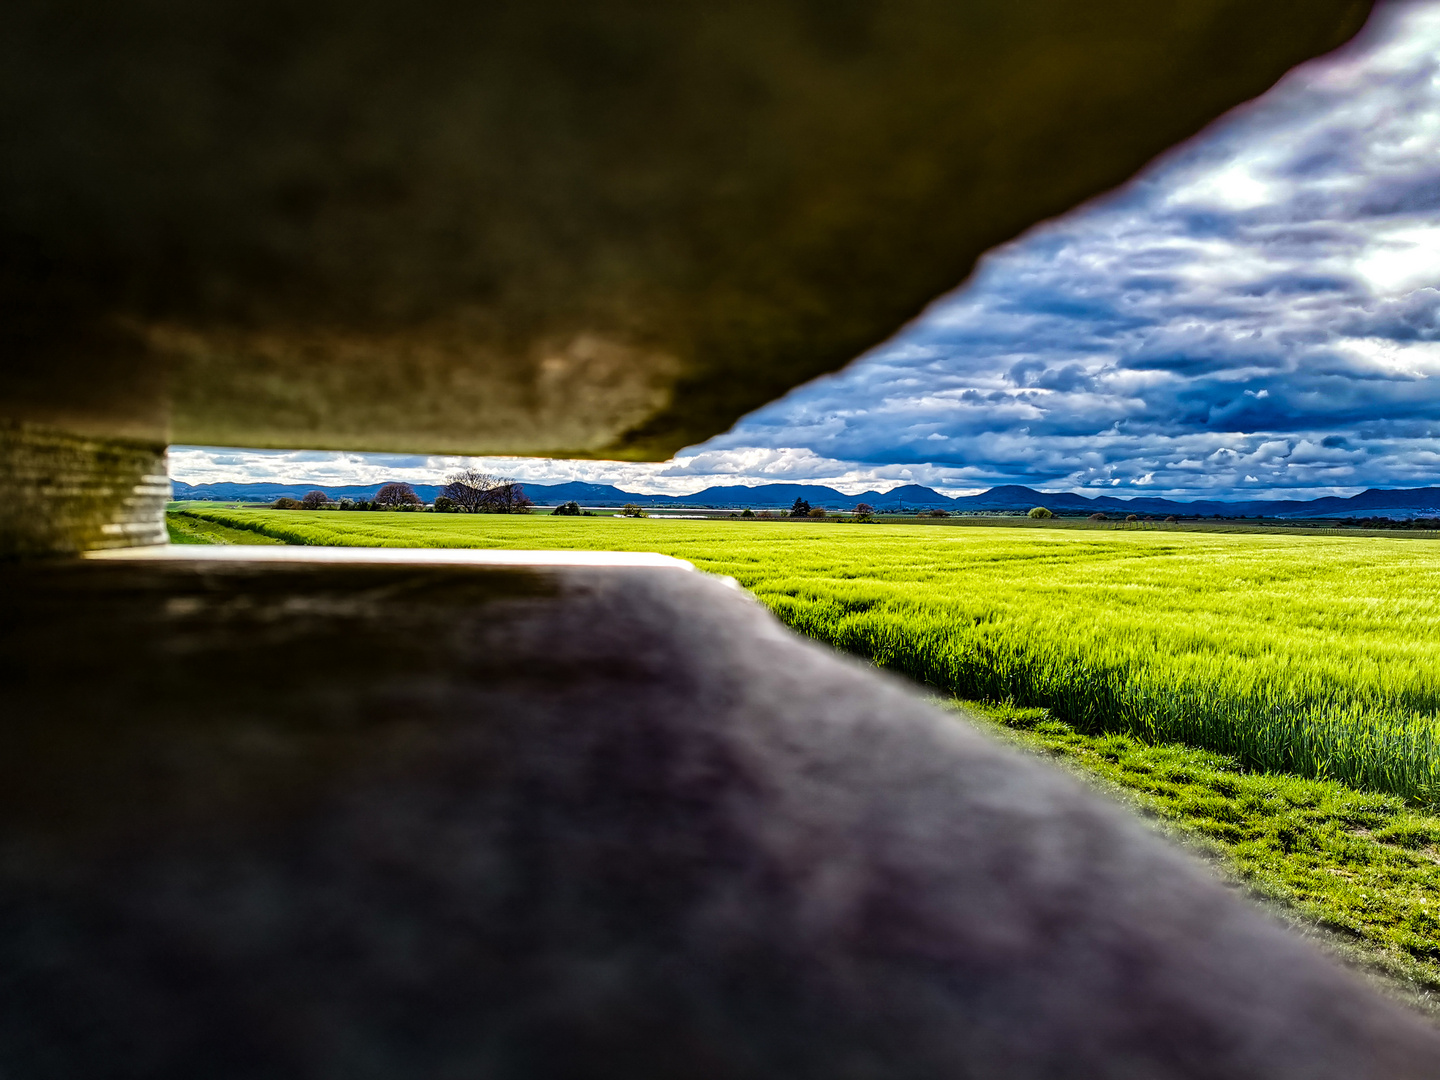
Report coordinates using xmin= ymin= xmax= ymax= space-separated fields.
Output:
xmin=170 ymin=478 xmax=1440 ymax=507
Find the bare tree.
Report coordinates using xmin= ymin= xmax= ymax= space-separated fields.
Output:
xmin=375 ymin=482 xmax=422 ymax=508
xmin=479 ymin=480 xmax=533 ymax=514
xmin=300 ymin=489 xmax=329 ymax=510
xmin=443 ymin=467 xmax=497 ymax=513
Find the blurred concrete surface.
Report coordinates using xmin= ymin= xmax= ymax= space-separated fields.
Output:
xmin=3 ymin=555 xmax=1437 ymax=1078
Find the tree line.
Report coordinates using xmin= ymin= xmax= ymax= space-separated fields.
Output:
xmin=271 ymin=469 xmax=534 ymax=513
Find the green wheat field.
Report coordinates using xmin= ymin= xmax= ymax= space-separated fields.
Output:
xmin=175 ymin=505 xmax=1440 ymax=801
xmin=170 ymin=503 xmax=1440 ymax=1004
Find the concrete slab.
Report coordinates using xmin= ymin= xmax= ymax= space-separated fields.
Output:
xmin=2 ymin=558 xmax=1436 ymax=1077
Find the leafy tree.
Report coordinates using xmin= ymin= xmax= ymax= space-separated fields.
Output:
xmin=271 ymin=497 xmax=302 ymax=509
xmin=740 ymin=508 xmax=756 ymax=519
xmin=434 ymin=495 xmax=459 ymax=512
xmin=808 ymin=507 xmax=827 ymax=518
xmin=301 ymin=489 xmax=329 ymax=510
xmin=853 ymin=502 xmax=874 ymax=523
xmin=1028 ymin=506 xmax=1054 ymax=519
xmin=376 ymin=482 xmax=422 ymax=508
xmin=789 ymin=497 xmax=811 ymax=518
xmin=621 ymin=503 xmax=648 ymax=518
xmin=552 ymin=500 xmax=582 ymax=516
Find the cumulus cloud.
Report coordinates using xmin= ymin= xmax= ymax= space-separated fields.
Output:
xmin=704 ymin=0 xmax=1440 ymax=499
xmin=174 ymin=3 xmax=1440 ymax=500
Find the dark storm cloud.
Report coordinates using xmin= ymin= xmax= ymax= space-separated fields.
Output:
xmin=704 ymin=2 xmax=1440 ymax=499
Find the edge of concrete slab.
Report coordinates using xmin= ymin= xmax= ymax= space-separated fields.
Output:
xmin=86 ymin=545 xmax=696 ymax=570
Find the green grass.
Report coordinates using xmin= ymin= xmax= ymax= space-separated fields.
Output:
xmin=965 ymin=700 xmax=1440 ymax=1014
xmin=171 ymin=506 xmax=1440 ymax=803
xmin=166 ymin=508 xmax=285 ymax=545
xmin=169 ymin=504 xmax=1440 ymax=1002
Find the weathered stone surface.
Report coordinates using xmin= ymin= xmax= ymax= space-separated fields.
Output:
xmin=1 ymin=556 xmax=1436 ymax=1077
xmin=0 ymin=422 xmax=168 ymax=557
xmin=0 ymin=0 xmax=1371 ymax=459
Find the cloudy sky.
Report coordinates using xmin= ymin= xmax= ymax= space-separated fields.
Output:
xmin=175 ymin=1 xmax=1440 ymax=500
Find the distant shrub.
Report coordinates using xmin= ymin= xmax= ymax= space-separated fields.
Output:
xmin=337 ymin=498 xmax=356 ymax=511
xmin=271 ymin=497 xmax=302 ymax=510
xmin=1165 ymin=515 xmax=1178 ymax=523
xmin=552 ymin=500 xmax=582 ymax=516
xmin=1126 ymin=514 xmax=1140 ymax=522
xmin=929 ymin=509 xmax=950 ymax=518
xmin=808 ymin=507 xmax=827 ymax=518
xmin=755 ymin=510 xmax=776 ymax=519
xmin=434 ymin=495 xmax=458 ymax=513
xmin=621 ymin=503 xmax=648 ymax=518
xmin=741 ymin=508 xmax=756 ymax=519
xmin=1089 ymin=512 xmax=1107 ymax=521
xmin=1027 ymin=506 xmax=1053 ymax=519
xmin=300 ymin=489 xmax=329 ymax=510
xmin=853 ymin=502 xmax=875 ymax=523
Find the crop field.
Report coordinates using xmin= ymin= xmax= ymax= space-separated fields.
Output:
xmin=173 ymin=505 xmax=1440 ymax=803
xmin=166 ymin=510 xmax=285 ymax=545
xmin=171 ymin=504 xmax=1440 ymax=1001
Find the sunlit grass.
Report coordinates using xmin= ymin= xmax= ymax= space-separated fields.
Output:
xmin=963 ymin=700 xmax=1440 ymax=1014
xmin=172 ymin=506 xmax=1440 ymax=802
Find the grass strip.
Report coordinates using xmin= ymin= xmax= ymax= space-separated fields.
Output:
xmin=959 ymin=699 xmax=1440 ymax=1015
xmin=165 ymin=509 xmax=286 ymax=545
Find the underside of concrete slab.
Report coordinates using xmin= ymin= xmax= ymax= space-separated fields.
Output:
xmin=2 ymin=0 xmax=1372 ymax=464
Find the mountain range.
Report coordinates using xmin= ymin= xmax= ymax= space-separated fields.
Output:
xmin=170 ymin=480 xmax=1440 ymax=519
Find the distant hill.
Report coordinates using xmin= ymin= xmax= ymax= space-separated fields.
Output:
xmin=169 ymin=480 xmax=1440 ymax=519
xmin=172 ymin=481 xmax=447 ymax=503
